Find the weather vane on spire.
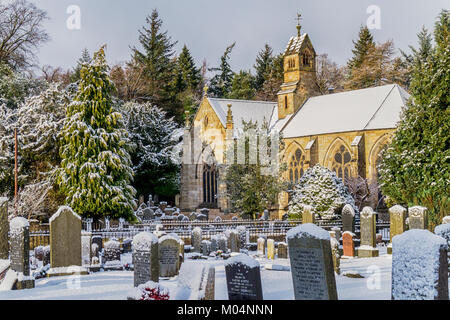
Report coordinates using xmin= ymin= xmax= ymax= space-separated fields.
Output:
xmin=296 ymin=12 xmax=302 ymax=36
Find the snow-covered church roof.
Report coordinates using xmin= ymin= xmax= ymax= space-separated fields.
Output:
xmin=281 ymin=84 xmax=410 ymax=138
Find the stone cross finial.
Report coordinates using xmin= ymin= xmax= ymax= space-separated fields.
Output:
xmin=296 ymin=13 xmax=302 ymax=36
xmin=203 ymin=85 xmax=209 ymax=97
xmin=226 ymin=104 xmax=233 ymax=125
xmin=184 ymin=110 xmax=190 ymax=128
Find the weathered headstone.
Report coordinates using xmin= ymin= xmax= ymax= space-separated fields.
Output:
xmin=201 ymin=240 xmax=211 ymax=256
xmin=331 ymin=227 xmax=341 ymax=242
xmin=358 ymin=207 xmax=379 ymax=258
xmin=81 ymin=231 xmax=92 ymax=267
xmin=341 ymin=204 xmax=355 ymax=233
xmin=0 ymin=198 xmax=9 ymax=260
xmin=210 ymin=236 xmax=218 ymax=252
xmin=342 ymin=231 xmax=356 ymax=257
xmin=387 ymin=205 xmax=407 ymax=254
xmin=262 ymin=209 xmax=270 ymax=220
xmin=257 ymin=237 xmax=265 ymax=257
xmin=103 ymin=239 xmax=122 ymax=270
xmin=159 ymin=235 xmax=180 ymax=277
xmin=434 ymin=223 xmax=450 ymax=280
xmin=443 ymin=216 xmax=450 ymax=224
xmin=142 ymin=208 xmax=154 ymax=221
xmin=218 ymin=235 xmax=227 ymax=252
xmin=43 ymin=246 xmax=50 ymax=266
xmin=287 ymin=223 xmax=338 ymax=300
xmin=49 ymin=206 xmax=82 ymax=269
xmin=225 ymin=254 xmax=263 ymax=300
xmin=392 ymin=229 xmax=448 ymax=300
xmin=236 ymin=226 xmax=247 ymax=249
xmin=267 ymin=239 xmax=275 ymax=260
xmin=9 ymin=217 xmax=34 ymax=289
xmin=179 ymin=240 xmax=185 ymax=265
xmin=408 ymin=206 xmax=428 ymax=230
xmin=191 ymin=227 xmax=202 ymax=253
xmin=175 ymin=264 xmax=215 ymax=300
xmin=277 ymin=242 xmax=288 ymax=259
xmin=229 ymin=230 xmax=240 ymax=253
xmin=302 ymin=205 xmax=315 ymax=224
xmin=330 ymin=237 xmax=340 ymax=275
xmin=132 ymin=232 xmax=159 ymax=286
xmin=92 ymin=235 xmax=103 ymax=252
xmin=122 ymin=238 xmax=132 ymax=253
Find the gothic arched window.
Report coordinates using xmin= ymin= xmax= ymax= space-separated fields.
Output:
xmin=332 ymin=145 xmax=352 ymax=181
xmin=203 ymin=164 xmax=218 ymax=206
xmin=289 ymin=148 xmax=305 ymax=184
xmin=302 ymin=53 xmax=311 ymax=67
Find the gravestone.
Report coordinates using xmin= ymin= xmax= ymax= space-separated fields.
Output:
xmin=302 ymin=205 xmax=315 ymax=224
xmin=200 ymin=208 xmax=210 ymax=220
xmin=34 ymin=246 xmax=44 ymax=261
xmin=191 ymin=227 xmax=202 ymax=253
xmin=9 ymin=217 xmax=34 ymax=289
xmin=159 ymin=235 xmax=180 ymax=277
xmin=218 ymin=235 xmax=227 ymax=252
xmin=236 ymin=226 xmax=247 ymax=249
xmin=331 ymin=227 xmax=341 ymax=242
xmin=408 ymin=206 xmax=428 ymax=230
xmin=176 ymin=263 xmax=215 ymax=300
xmin=142 ymin=208 xmax=154 ymax=221
xmin=267 ymin=239 xmax=275 ymax=260
xmin=330 ymin=237 xmax=340 ymax=274
xmin=277 ymin=242 xmax=288 ymax=259
xmin=49 ymin=206 xmax=82 ymax=268
xmin=387 ymin=205 xmax=407 ymax=254
xmin=342 ymin=232 xmax=356 ymax=257
xmin=341 ymin=204 xmax=355 ymax=233
xmin=262 ymin=209 xmax=270 ymax=220
xmin=225 ymin=254 xmax=263 ymax=300
xmin=392 ymin=229 xmax=448 ymax=300
xmin=257 ymin=237 xmax=265 ymax=257
xmin=201 ymin=265 xmax=215 ymax=300
xmin=443 ymin=216 xmax=450 ymax=224
xmin=201 ymin=240 xmax=211 ymax=256
xmin=81 ymin=231 xmax=92 ymax=267
xmin=91 ymin=243 xmax=99 ymax=260
xmin=91 ymin=235 xmax=103 ymax=252
xmin=0 ymin=198 xmax=9 ymax=260
xmin=358 ymin=207 xmax=379 ymax=258
xmin=43 ymin=246 xmax=50 ymax=266
xmin=132 ymin=232 xmax=159 ymax=286
xmin=103 ymin=239 xmax=122 ymax=270
xmin=229 ymin=230 xmax=240 ymax=253
xmin=122 ymin=238 xmax=132 ymax=253
xmin=287 ymin=223 xmax=338 ymax=300
xmin=434 ymin=223 xmax=450 ymax=280
xmin=210 ymin=236 xmax=218 ymax=252
xmin=179 ymin=240 xmax=185 ymax=265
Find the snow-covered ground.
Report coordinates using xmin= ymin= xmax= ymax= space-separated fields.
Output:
xmin=0 ymin=246 xmax=392 ymax=300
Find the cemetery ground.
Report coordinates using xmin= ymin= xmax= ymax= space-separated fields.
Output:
xmin=0 ymin=246 xmax=392 ymax=300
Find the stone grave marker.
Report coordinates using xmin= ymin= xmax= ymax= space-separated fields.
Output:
xmin=387 ymin=205 xmax=407 ymax=254
xmin=262 ymin=209 xmax=270 ymax=220
xmin=175 ymin=263 xmax=215 ymax=300
xmin=122 ymin=238 xmax=132 ymax=253
xmin=229 ymin=230 xmax=240 ymax=253
xmin=236 ymin=226 xmax=247 ymax=249
xmin=179 ymin=240 xmax=185 ymax=265
xmin=341 ymin=204 xmax=355 ymax=233
xmin=191 ymin=227 xmax=202 ymax=253
xmin=392 ymin=229 xmax=448 ymax=300
xmin=159 ymin=235 xmax=180 ymax=277
xmin=408 ymin=206 xmax=428 ymax=230
xmin=434 ymin=223 xmax=450 ymax=280
xmin=218 ymin=235 xmax=227 ymax=252
xmin=277 ymin=242 xmax=288 ymax=259
xmin=257 ymin=237 xmax=265 ymax=257
xmin=0 ymin=198 xmax=9 ymax=259
xmin=142 ymin=208 xmax=154 ymax=221
xmin=81 ymin=231 xmax=92 ymax=267
xmin=225 ymin=254 xmax=263 ymax=300
xmin=287 ymin=223 xmax=338 ymax=300
xmin=358 ymin=207 xmax=379 ymax=258
xmin=442 ymin=216 xmax=450 ymax=224
xmin=132 ymin=232 xmax=159 ymax=286
xmin=103 ymin=239 xmax=122 ymax=270
xmin=331 ymin=227 xmax=341 ymax=242
xmin=330 ymin=237 xmax=340 ymax=274
xmin=9 ymin=217 xmax=35 ymax=289
xmin=342 ymin=231 xmax=356 ymax=257
xmin=201 ymin=240 xmax=211 ymax=256
xmin=49 ymin=206 xmax=82 ymax=269
xmin=302 ymin=205 xmax=315 ymax=224
xmin=267 ymin=239 xmax=275 ymax=260
xmin=43 ymin=246 xmax=50 ymax=266
xmin=91 ymin=235 xmax=103 ymax=252
xmin=210 ymin=235 xmax=218 ymax=252
xmin=200 ymin=208 xmax=210 ymax=220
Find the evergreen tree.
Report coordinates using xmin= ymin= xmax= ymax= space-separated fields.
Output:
xmin=172 ymin=45 xmax=201 ymax=94
xmin=71 ymin=48 xmax=91 ymax=83
xmin=254 ymin=44 xmax=274 ymax=92
xmin=131 ymin=9 xmax=177 ymax=117
xmin=255 ymin=53 xmax=284 ymax=101
xmin=347 ymin=26 xmax=375 ymax=71
xmin=378 ymin=10 xmax=450 ymax=228
xmin=209 ymin=43 xmax=235 ymax=98
xmin=228 ymin=70 xmax=256 ymax=100
xmin=57 ymin=46 xmax=136 ymax=221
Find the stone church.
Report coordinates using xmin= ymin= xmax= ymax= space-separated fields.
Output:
xmin=180 ymin=22 xmax=410 ymax=218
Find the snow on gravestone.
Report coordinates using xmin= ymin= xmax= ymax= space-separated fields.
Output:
xmin=81 ymin=231 xmax=92 ymax=267
xmin=388 ymin=205 xmax=407 ymax=254
xmin=302 ymin=205 xmax=315 ymax=224
xmin=434 ymin=223 xmax=450 ymax=279
xmin=0 ymin=198 xmax=9 ymax=260
xmin=103 ymin=239 xmax=122 ymax=270
xmin=287 ymin=223 xmax=338 ymax=300
xmin=342 ymin=231 xmax=356 ymax=257
xmin=49 ymin=206 xmax=82 ymax=269
xmin=229 ymin=230 xmax=240 ymax=253
xmin=392 ymin=229 xmax=448 ymax=300
xmin=175 ymin=263 xmax=215 ymax=300
xmin=236 ymin=226 xmax=247 ymax=249
xmin=358 ymin=207 xmax=379 ymax=258
xmin=191 ymin=227 xmax=202 ymax=253
xmin=443 ymin=216 xmax=450 ymax=224
xmin=158 ymin=235 xmax=180 ymax=277
xmin=277 ymin=242 xmax=288 ymax=259
xmin=225 ymin=254 xmax=263 ymax=300
xmin=132 ymin=232 xmax=159 ymax=286
xmin=257 ymin=237 xmax=265 ymax=257
xmin=341 ymin=204 xmax=355 ymax=233
xmin=408 ymin=206 xmax=428 ymax=230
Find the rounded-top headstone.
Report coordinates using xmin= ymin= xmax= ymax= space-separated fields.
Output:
xmin=224 ymin=254 xmax=263 ymax=300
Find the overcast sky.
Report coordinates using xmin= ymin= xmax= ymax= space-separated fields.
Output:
xmin=30 ymin=0 xmax=448 ymax=75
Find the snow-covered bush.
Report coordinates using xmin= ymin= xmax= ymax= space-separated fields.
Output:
xmin=288 ymin=165 xmax=357 ymax=220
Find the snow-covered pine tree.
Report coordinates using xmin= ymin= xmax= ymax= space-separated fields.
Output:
xmin=378 ymin=10 xmax=450 ymax=228
xmin=254 ymin=44 xmax=274 ymax=92
xmin=209 ymin=43 xmax=235 ymax=98
xmin=288 ymin=165 xmax=357 ymax=220
xmin=121 ymin=101 xmax=182 ymax=200
xmin=58 ymin=46 xmax=136 ymax=221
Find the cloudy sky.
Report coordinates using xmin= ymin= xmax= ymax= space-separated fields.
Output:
xmin=30 ymin=0 xmax=448 ymax=74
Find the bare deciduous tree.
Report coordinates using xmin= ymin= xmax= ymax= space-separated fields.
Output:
xmin=316 ymin=54 xmax=346 ymax=94
xmin=0 ymin=0 xmax=49 ymax=70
